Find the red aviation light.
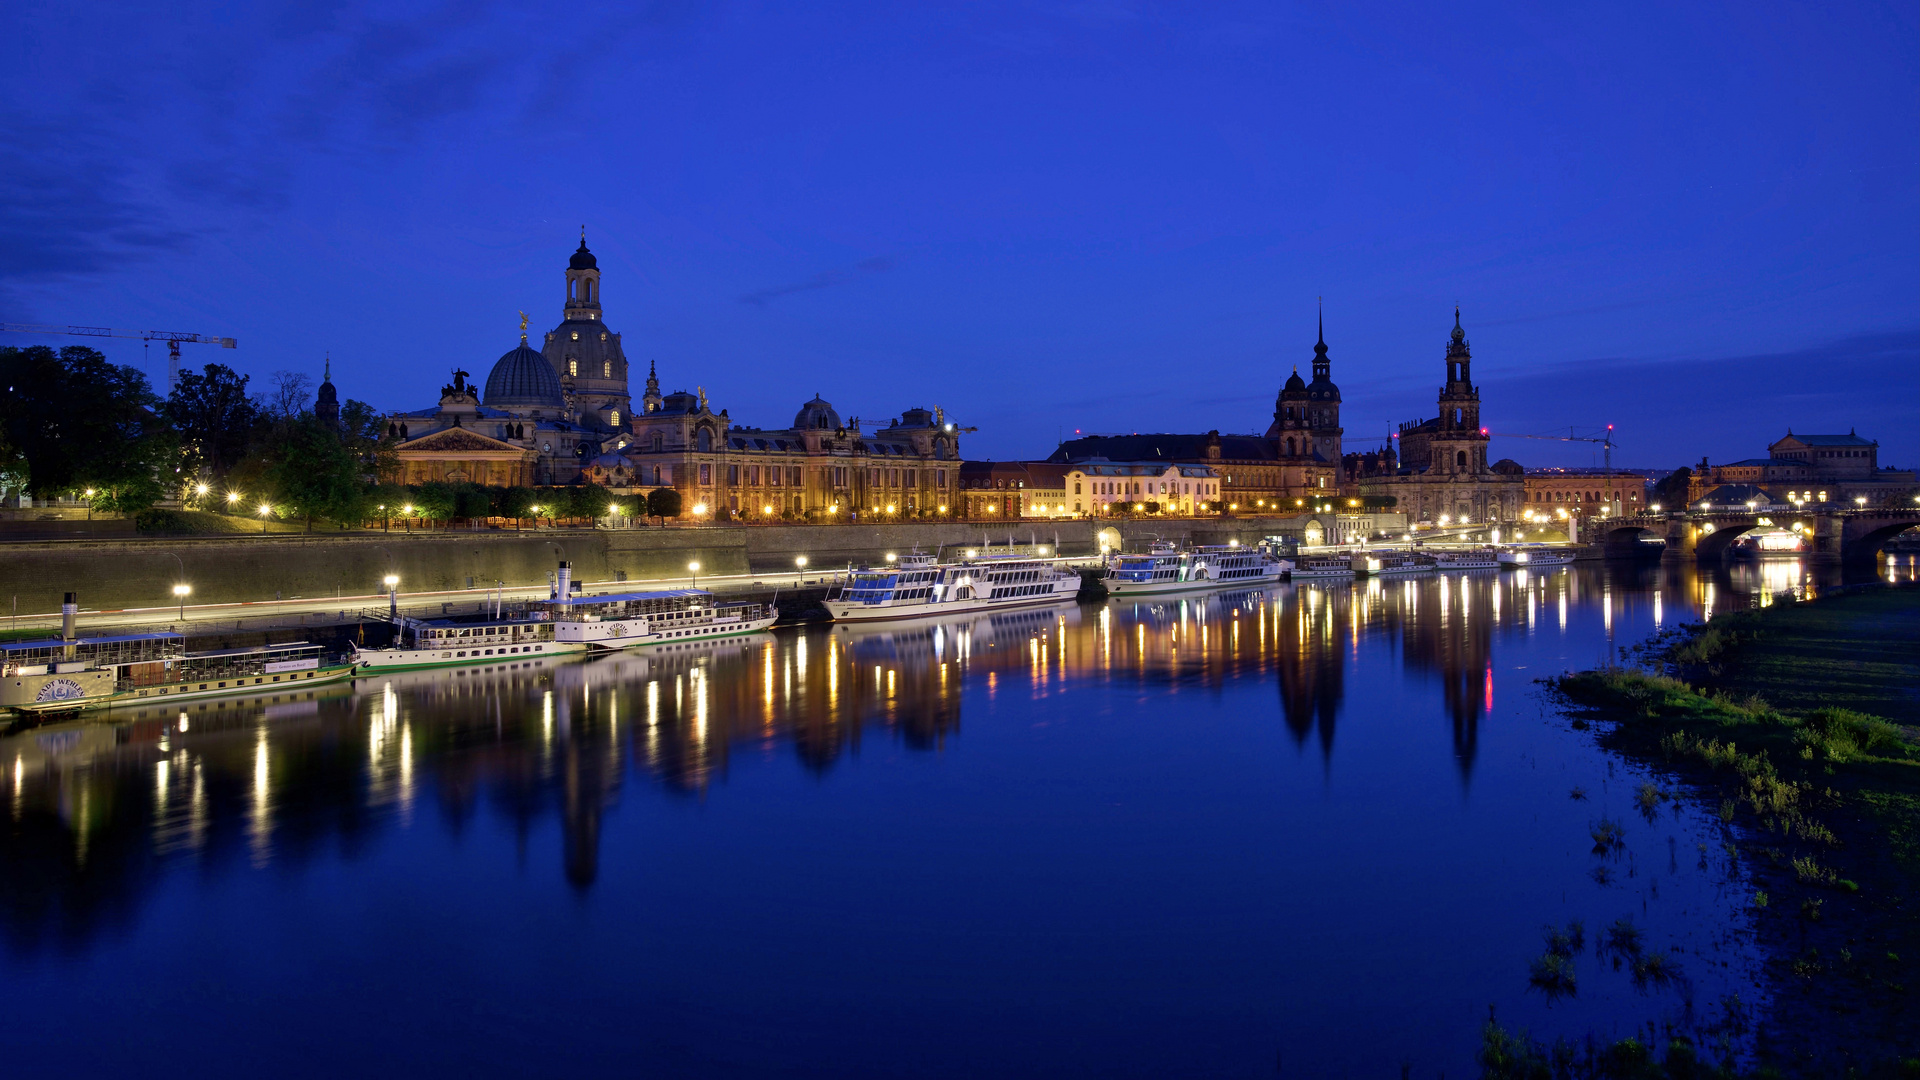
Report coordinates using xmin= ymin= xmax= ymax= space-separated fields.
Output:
xmin=1480 ymin=427 xmax=1489 ymax=436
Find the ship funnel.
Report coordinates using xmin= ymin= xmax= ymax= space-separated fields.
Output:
xmin=556 ymin=562 xmax=571 ymax=606
xmin=62 ymin=591 xmax=78 ymax=656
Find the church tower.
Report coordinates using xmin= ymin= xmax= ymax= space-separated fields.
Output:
xmin=1429 ymin=308 xmax=1488 ymax=476
xmin=1303 ymin=304 xmax=1342 ymax=462
xmin=541 ymin=228 xmax=632 ymax=433
xmin=641 ymin=360 xmax=663 ymax=414
xmin=315 ymin=356 xmax=340 ymax=433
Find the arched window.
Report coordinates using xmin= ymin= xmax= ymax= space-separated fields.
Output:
xmin=568 ymin=359 xmax=578 ymax=377
xmin=696 ymin=428 xmax=712 ymax=452
xmin=1456 ymin=450 xmax=1467 ymax=468
xmin=610 ymin=410 xmax=621 ymax=428
xmin=602 ymin=360 xmax=611 ymax=378
xmin=651 ymin=433 xmax=664 ymax=452
xmin=1286 ymin=437 xmax=1296 ymax=456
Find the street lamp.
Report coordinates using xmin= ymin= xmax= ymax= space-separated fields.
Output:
xmin=688 ymin=561 xmax=700 ymax=588
xmin=383 ymin=574 xmax=400 ymax=619
xmin=226 ymin=491 xmax=241 ymax=507
xmin=172 ymin=583 xmax=191 ymax=620
xmin=257 ymin=504 xmax=272 ymax=532
xmin=885 ymin=552 xmax=897 ymax=563
xmin=795 ymin=555 xmax=808 ymax=575
xmin=1854 ymin=496 xmax=1867 ymax=507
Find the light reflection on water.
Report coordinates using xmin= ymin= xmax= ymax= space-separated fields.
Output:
xmin=0 ymin=556 xmax=1898 ymax=1076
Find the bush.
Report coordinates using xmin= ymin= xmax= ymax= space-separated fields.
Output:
xmin=645 ymin=486 xmax=683 ymax=521
xmin=133 ymin=508 xmax=190 ymax=534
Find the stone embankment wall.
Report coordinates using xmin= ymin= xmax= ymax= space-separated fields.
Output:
xmin=0 ymin=518 xmax=1307 ymax=614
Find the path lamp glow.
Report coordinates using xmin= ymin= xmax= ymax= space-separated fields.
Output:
xmin=795 ymin=555 xmax=808 ymax=575
xmin=173 ymin=583 xmax=191 ymax=620
xmin=1854 ymin=496 xmax=1868 ymax=507
xmin=258 ymin=504 xmax=272 ymax=532
xmin=384 ymin=574 xmax=400 ymax=619
xmin=692 ymin=503 xmax=707 ymax=517
xmin=688 ymin=561 xmax=700 ymax=588
xmin=885 ymin=553 xmax=897 ymax=563
xmin=227 ymin=491 xmax=241 ymax=507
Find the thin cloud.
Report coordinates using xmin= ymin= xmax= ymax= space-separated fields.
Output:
xmin=740 ymin=256 xmax=897 ymax=307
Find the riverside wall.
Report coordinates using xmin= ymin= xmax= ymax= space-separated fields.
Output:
xmin=0 ymin=517 xmax=1310 ymax=614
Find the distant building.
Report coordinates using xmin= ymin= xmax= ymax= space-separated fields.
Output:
xmin=1046 ymin=317 xmax=1341 ymax=508
xmin=1687 ymin=430 xmax=1914 ymax=507
xmin=1355 ymin=311 xmax=1524 ymax=524
xmin=958 ymin=460 xmax=1220 ymax=518
xmin=1522 ymin=469 xmax=1649 ymax=517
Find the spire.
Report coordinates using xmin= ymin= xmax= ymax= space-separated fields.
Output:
xmin=1317 ymin=296 xmax=1324 ymax=348
xmin=323 ymin=353 xmax=331 ymax=383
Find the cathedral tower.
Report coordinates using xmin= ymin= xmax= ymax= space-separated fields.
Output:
xmin=541 ymin=228 xmax=632 ymax=433
xmin=1429 ymin=308 xmax=1488 ymax=476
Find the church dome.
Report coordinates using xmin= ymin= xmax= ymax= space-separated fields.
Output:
xmin=485 ymin=343 xmax=565 ymax=408
xmin=794 ymin=394 xmax=842 ymax=431
xmin=1281 ymin=369 xmax=1307 ymax=394
xmin=569 ymin=240 xmax=597 ymax=270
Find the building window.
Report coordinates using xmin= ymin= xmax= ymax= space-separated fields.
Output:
xmin=652 ymin=433 xmax=664 ymax=452
xmin=610 ymin=410 xmax=620 ymax=428
xmin=787 ymin=467 xmax=801 ymax=486
xmin=700 ymin=464 xmax=712 ymax=486
xmin=569 ymin=359 xmax=578 ymax=377
xmin=697 ymin=428 xmax=712 ymax=452
xmin=727 ymin=464 xmax=739 ymax=485
xmin=602 ymin=360 xmax=611 ymax=378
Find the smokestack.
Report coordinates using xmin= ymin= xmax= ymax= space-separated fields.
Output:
xmin=556 ymin=562 xmax=571 ymax=606
xmin=62 ymin=591 xmax=77 ymax=656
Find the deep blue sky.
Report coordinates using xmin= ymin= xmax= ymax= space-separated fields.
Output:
xmin=4 ymin=1 xmax=1915 ymax=468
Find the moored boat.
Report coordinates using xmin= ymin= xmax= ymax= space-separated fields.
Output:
xmin=1430 ymin=548 xmax=1502 ymax=571
xmin=825 ymin=551 xmax=1079 ymax=622
xmin=1104 ymin=541 xmax=1289 ymax=596
xmin=1499 ymin=546 xmax=1575 ymax=569
xmin=1290 ymin=554 xmax=1357 ymax=579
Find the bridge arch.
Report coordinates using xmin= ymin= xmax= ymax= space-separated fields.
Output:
xmin=1845 ymin=521 xmax=1920 ymax=564
xmin=1691 ymin=520 xmax=1760 ymax=560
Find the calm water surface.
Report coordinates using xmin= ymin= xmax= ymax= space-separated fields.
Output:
xmin=5 ymin=556 xmax=1911 ymax=1077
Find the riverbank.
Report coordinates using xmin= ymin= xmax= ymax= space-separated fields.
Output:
xmin=1543 ymin=585 xmax=1920 ymax=1077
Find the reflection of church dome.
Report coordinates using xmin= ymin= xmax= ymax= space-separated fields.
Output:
xmin=794 ymin=395 xmax=842 ymax=431
xmin=485 ymin=343 xmax=565 ymax=407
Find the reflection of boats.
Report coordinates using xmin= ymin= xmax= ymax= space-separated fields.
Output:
xmin=1500 ymin=546 xmax=1573 ymax=569
xmin=1430 ymin=548 xmax=1501 ymax=571
xmin=825 ymin=552 xmax=1079 ymax=622
xmin=554 ymin=632 xmax=776 ymax=685
xmin=831 ymin=598 xmax=1082 ymax=656
xmin=1355 ymin=550 xmax=1433 ymax=577
xmin=1104 ymin=541 xmax=1288 ymax=596
xmin=535 ymin=563 xmax=777 ymax=647
xmin=3 ymin=596 xmax=351 ymax=714
xmin=1291 ymin=554 xmax=1357 ymax=579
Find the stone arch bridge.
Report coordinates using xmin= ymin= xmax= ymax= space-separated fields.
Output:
xmin=1600 ymin=508 xmax=1920 ymax=564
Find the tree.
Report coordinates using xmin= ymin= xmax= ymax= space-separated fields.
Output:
xmin=340 ymin=398 xmax=400 ymax=483
xmin=168 ymin=363 xmax=260 ymax=478
xmin=569 ymin=483 xmax=614 ymax=522
xmin=412 ymin=481 xmax=457 ymax=523
xmin=262 ymin=370 xmax=314 ymax=421
xmin=1652 ymin=467 xmax=1692 ymax=509
xmin=262 ymin=416 xmax=365 ymax=532
xmin=0 ymin=345 xmax=176 ymax=510
xmin=495 ymin=486 xmax=536 ymax=525
xmin=645 ymin=486 xmax=683 ymax=524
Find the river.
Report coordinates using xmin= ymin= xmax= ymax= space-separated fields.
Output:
xmin=4 ymin=554 xmax=1912 ymax=1077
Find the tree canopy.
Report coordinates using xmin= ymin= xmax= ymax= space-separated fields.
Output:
xmin=0 ymin=345 xmax=176 ymax=510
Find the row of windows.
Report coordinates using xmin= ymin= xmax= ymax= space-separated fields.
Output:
xmin=989 ymin=584 xmax=1056 ymax=599
xmin=1530 ymin=490 xmax=1639 ymax=503
xmin=564 ymin=359 xmax=615 ymax=378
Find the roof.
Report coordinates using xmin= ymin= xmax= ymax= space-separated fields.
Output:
xmin=484 ymin=343 xmax=565 ymax=408
xmin=3 ymin=631 xmax=184 ymax=653
xmin=1777 ymin=432 xmax=1875 ymax=447
xmin=1697 ymin=484 xmax=1778 ymax=506
xmin=1048 ymin=433 xmax=1279 ymax=464
xmin=569 ymin=239 xmax=597 ymax=270
xmin=1723 ymin=457 xmax=1796 ymax=468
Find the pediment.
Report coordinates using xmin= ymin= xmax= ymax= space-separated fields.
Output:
xmin=399 ymin=428 xmax=521 ymax=454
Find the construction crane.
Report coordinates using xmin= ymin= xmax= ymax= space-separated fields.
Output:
xmin=1490 ymin=424 xmax=1623 ymax=516
xmin=1 ymin=323 xmax=237 ymax=391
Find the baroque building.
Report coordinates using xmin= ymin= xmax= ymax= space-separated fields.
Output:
xmin=1046 ymin=317 xmax=1341 ymax=508
xmin=1356 ymin=311 xmax=1524 ymax=523
xmin=1687 ymin=430 xmax=1914 ymax=507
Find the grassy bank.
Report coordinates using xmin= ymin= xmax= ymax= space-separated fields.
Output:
xmin=1498 ymin=586 xmax=1920 ymax=1078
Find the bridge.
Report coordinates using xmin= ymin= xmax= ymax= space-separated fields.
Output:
xmin=1597 ymin=507 xmax=1920 ymax=564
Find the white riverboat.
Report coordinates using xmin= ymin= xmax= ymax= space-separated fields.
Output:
xmin=546 ymin=588 xmax=778 ymax=648
xmin=1430 ymin=548 xmax=1502 ymax=571
xmin=1105 ymin=541 xmax=1288 ymax=596
xmin=1499 ymin=545 xmax=1575 ymax=569
xmin=2 ymin=602 xmax=352 ymax=715
xmin=824 ymin=552 xmax=1080 ymax=623
xmin=351 ymin=615 xmax=582 ymax=671
xmin=1289 ymin=554 xmax=1358 ymax=579
xmin=1354 ymin=550 xmax=1433 ymax=577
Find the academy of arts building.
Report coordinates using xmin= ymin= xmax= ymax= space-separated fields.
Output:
xmin=383 ymin=237 xmax=963 ymax=519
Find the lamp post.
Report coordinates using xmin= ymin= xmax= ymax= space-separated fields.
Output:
xmin=688 ymin=561 xmax=700 ymax=589
xmin=795 ymin=555 xmax=808 ymax=581
xmin=384 ymin=574 xmax=400 ymax=620
xmin=173 ymin=583 xmax=191 ymax=621
xmin=258 ymin=504 xmax=272 ymax=533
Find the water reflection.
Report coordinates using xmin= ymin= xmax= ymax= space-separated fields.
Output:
xmin=0 ymin=555 xmax=1886 ymax=951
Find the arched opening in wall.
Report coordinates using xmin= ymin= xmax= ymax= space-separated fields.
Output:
xmin=696 ymin=428 xmax=712 ymax=452
xmin=1287 ymin=437 xmax=1296 ymax=456
xmin=603 ymin=360 xmax=611 ymax=378
xmin=1456 ymin=450 xmax=1467 ymax=469
xmin=569 ymin=280 xmax=576 ymax=301
xmin=585 ymin=279 xmax=594 ymax=302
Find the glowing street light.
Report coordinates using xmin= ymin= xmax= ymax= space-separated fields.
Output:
xmin=795 ymin=555 xmax=808 ymax=571
xmin=691 ymin=502 xmax=708 ymax=516
xmin=884 ymin=552 xmax=897 ymax=563
xmin=257 ymin=504 xmax=272 ymax=532
xmin=172 ymin=582 xmax=191 ymax=620
xmin=194 ymin=482 xmax=209 ymax=498
xmin=688 ymin=560 xmax=700 ymax=588
xmin=227 ymin=491 xmax=241 ymax=505
xmin=383 ymin=574 xmax=400 ymax=619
